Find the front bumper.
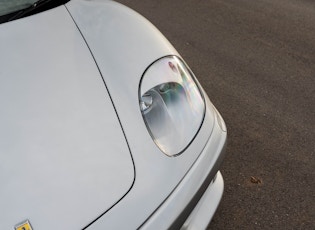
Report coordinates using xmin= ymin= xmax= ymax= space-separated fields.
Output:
xmin=182 ymin=171 xmax=224 ymax=230
xmin=140 ymin=101 xmax=227 ymax=229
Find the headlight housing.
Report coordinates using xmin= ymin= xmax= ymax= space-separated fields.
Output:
xmin=139 ymin=56 xmax=205 ymax=156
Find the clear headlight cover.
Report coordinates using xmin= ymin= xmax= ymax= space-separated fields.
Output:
xmin=139 ymin=56 xmax=205 ymax=156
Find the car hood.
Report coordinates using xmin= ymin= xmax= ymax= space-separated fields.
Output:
xmin=0 ymin=5 xmax=134 ymax=230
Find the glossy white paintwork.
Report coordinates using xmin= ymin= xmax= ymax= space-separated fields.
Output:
xmin=0 ymin=5 xmax=134 ymax=230
xmin=141 ymin=101 xmax=226 ymax=229
xmin=0 ymin=0 xmax=227 ymax=229
xmin=66 ymin=1 xmax=219 ymax=229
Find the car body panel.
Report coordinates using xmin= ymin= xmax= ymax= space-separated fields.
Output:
xmin=181 ymin=171 xmax=224 ymax=230
xmin=86 ymin=96 xmax=225 ymax=230
xmin=0 ymin=0 xmax=227 ymax=229
xmin=0 ymin=5 xmax=134 ymax=229
xmin=141 ymin=99 xmax=227 ymax=229
xmin=66 ymin=1 xmax=218 ymax=228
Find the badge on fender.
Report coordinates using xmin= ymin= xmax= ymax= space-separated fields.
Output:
xmin=15 ymin=220 xmax=33 ymax=230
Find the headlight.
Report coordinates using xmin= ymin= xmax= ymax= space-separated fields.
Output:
xmin=139 ymin=56 xmax=205 ymax=156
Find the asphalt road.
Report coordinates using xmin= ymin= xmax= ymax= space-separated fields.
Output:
xmin=116 ymin=0 xmax=315 ymax=229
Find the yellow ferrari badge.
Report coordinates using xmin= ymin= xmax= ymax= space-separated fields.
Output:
xmin=15 ymin=220 xmax=33 ymax=230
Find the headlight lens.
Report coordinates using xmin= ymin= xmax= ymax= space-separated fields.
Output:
xmin=139 ymin=56 xmax=205 ymax=156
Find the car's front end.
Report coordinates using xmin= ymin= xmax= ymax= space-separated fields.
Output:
xmin=0 ymin=0 xmax=227 ymax=229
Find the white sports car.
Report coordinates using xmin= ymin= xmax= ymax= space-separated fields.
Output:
xmin=0 ymin=0 xmax=227 ymax=229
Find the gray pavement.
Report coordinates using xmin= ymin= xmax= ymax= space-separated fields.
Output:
xmin=117 ymin=0 xmax=315 ymax=229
